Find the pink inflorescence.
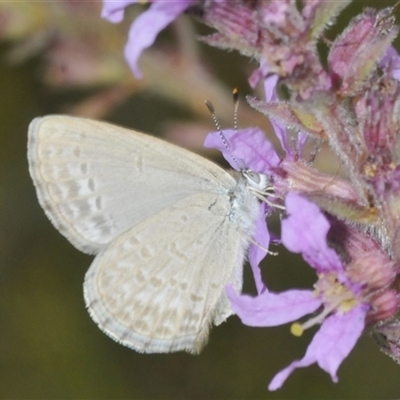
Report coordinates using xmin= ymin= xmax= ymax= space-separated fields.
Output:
xmin=103 ymin=0 xmax=400 ymax=390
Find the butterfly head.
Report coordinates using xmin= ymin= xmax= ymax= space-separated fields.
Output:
xmin=241 ymin=169 xmax=270 ymax=192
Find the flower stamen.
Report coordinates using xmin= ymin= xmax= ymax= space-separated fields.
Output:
xmin=290 ymin=300 xmax=339 ymax=337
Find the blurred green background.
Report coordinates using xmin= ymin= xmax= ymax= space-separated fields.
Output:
xmin=1 ymin=1 xmax=400 ymax=399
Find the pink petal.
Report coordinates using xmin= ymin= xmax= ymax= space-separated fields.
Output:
xmin=101 ymin=0 xmax=138 ymax=23
xmin=263 ymin=73 xmax=279 ymax=102
xmin=282 ymin=193 xmax=343 ymax=274
xmin=248 ymin=202 xmax=269 ymax=294
xmin=248 ymin=66 xmax=264 ymax=88
xmin=248 ymin=60 xmax=291 ymax=155
xmin=269 ymin=305 xmax=367 ymax=390
xmin=203 ymin=127 xmax=280 ymax=172
xmin=124 ymin=1 xmax=193 ymax=77
xmin=270 ymin=118 xmax=290 ymax=156
xmin=227 ymin=287 xmax=321 ymax=326
xmin=263 ymin=73 xmax=291 ymax=154
xmin=259 ymin=62 xmax=290 ymax=154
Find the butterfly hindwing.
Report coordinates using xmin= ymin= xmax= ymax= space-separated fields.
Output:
xmin=84 ymin=194 xmax=247 ymax=353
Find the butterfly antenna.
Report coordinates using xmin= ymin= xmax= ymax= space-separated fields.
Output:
xmin=205 ymin=100 xmax=229 ymax=151
xmin=233 ymin=87 xmax=239 ymax=133
xmin=204 ymin=99 xmax=244 ymax=170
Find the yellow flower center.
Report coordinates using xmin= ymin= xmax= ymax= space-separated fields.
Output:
xmin=290 ymin=273 xmax=359 ymax=336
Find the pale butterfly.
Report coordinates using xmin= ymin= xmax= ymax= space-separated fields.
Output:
xmin=27 ymin=115 xmax=269 ymax=353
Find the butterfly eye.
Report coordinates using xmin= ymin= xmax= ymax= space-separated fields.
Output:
xmin=242 ymin=169 xmax=270 ymax=191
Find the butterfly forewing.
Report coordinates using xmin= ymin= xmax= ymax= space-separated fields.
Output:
xmin=28 ymin=115 xmax=235 ymax=254
xmin=84 ymin=193 xmax=246 ymax=353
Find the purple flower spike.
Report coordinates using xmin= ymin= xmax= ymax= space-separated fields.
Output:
xmin=282 ymin=193 xmax=344 ymax=275
xmin=204 ymin=127 xmax=280 ymax=173
xmin=269 ymin=305 xmax=368 ymax=391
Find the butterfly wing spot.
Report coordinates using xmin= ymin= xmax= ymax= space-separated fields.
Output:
xmin=134 ymin=270 xmax=146 ymax=284
xmin=129 ymin=235 xmax=141 ymax=246
xmin=95 ymin=196 xmax=102 ymax=210
xmin=80 ymin=163 xmax=88 ymax=174
xmin=88 ymin=178 xmax=95 ymax=192
xmin=57 ymin=180 xmax=81 ymax=200
xmin=153 ymin=325 xmax=173 ymax=337
xmin=73 ymin=146 xmax=81 ymax=157
xmin=190 ymin=293 xmax=204 ymax=302
xmin=46 ymin=178 xmax=97 ymax=202
xmin=88 ymin=215 xmax=113 ymax=238
xmin=59 ymin=201 xmax=111 ymax=230
xmin=41 ymin=146 xmax=59 ymax=159
xmin=149 ymin=277 xmax=163 ymax=287
xmin=179 ymin=282 xmax=188 ymax=291
xmin=168 ymin=242 xmax=188 ymax=261
xmin=181 ymin=310 xmax=202 ymax=332
xmin=210 ymin=282 xmax=219 ymax=289
xmin=169 ymin=278 xmax=178 ymax=286
xmin=46 ymin=182 xmax=62 ymax=199
xmin=135 ymin=320 xmax=150 ymax=334
xmin=139 ymin=245 xmax=154 ymax=260
xmin=40 ymin=161 xmax=89 ymax=181
xmin=59 ymin=201 xmax=84 ymax=220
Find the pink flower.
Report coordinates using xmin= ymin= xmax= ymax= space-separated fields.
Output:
xmin=203 ymin=127 xmax=280 ymax=174
xmin=228 ymin=193 xmax=369 ymax=390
